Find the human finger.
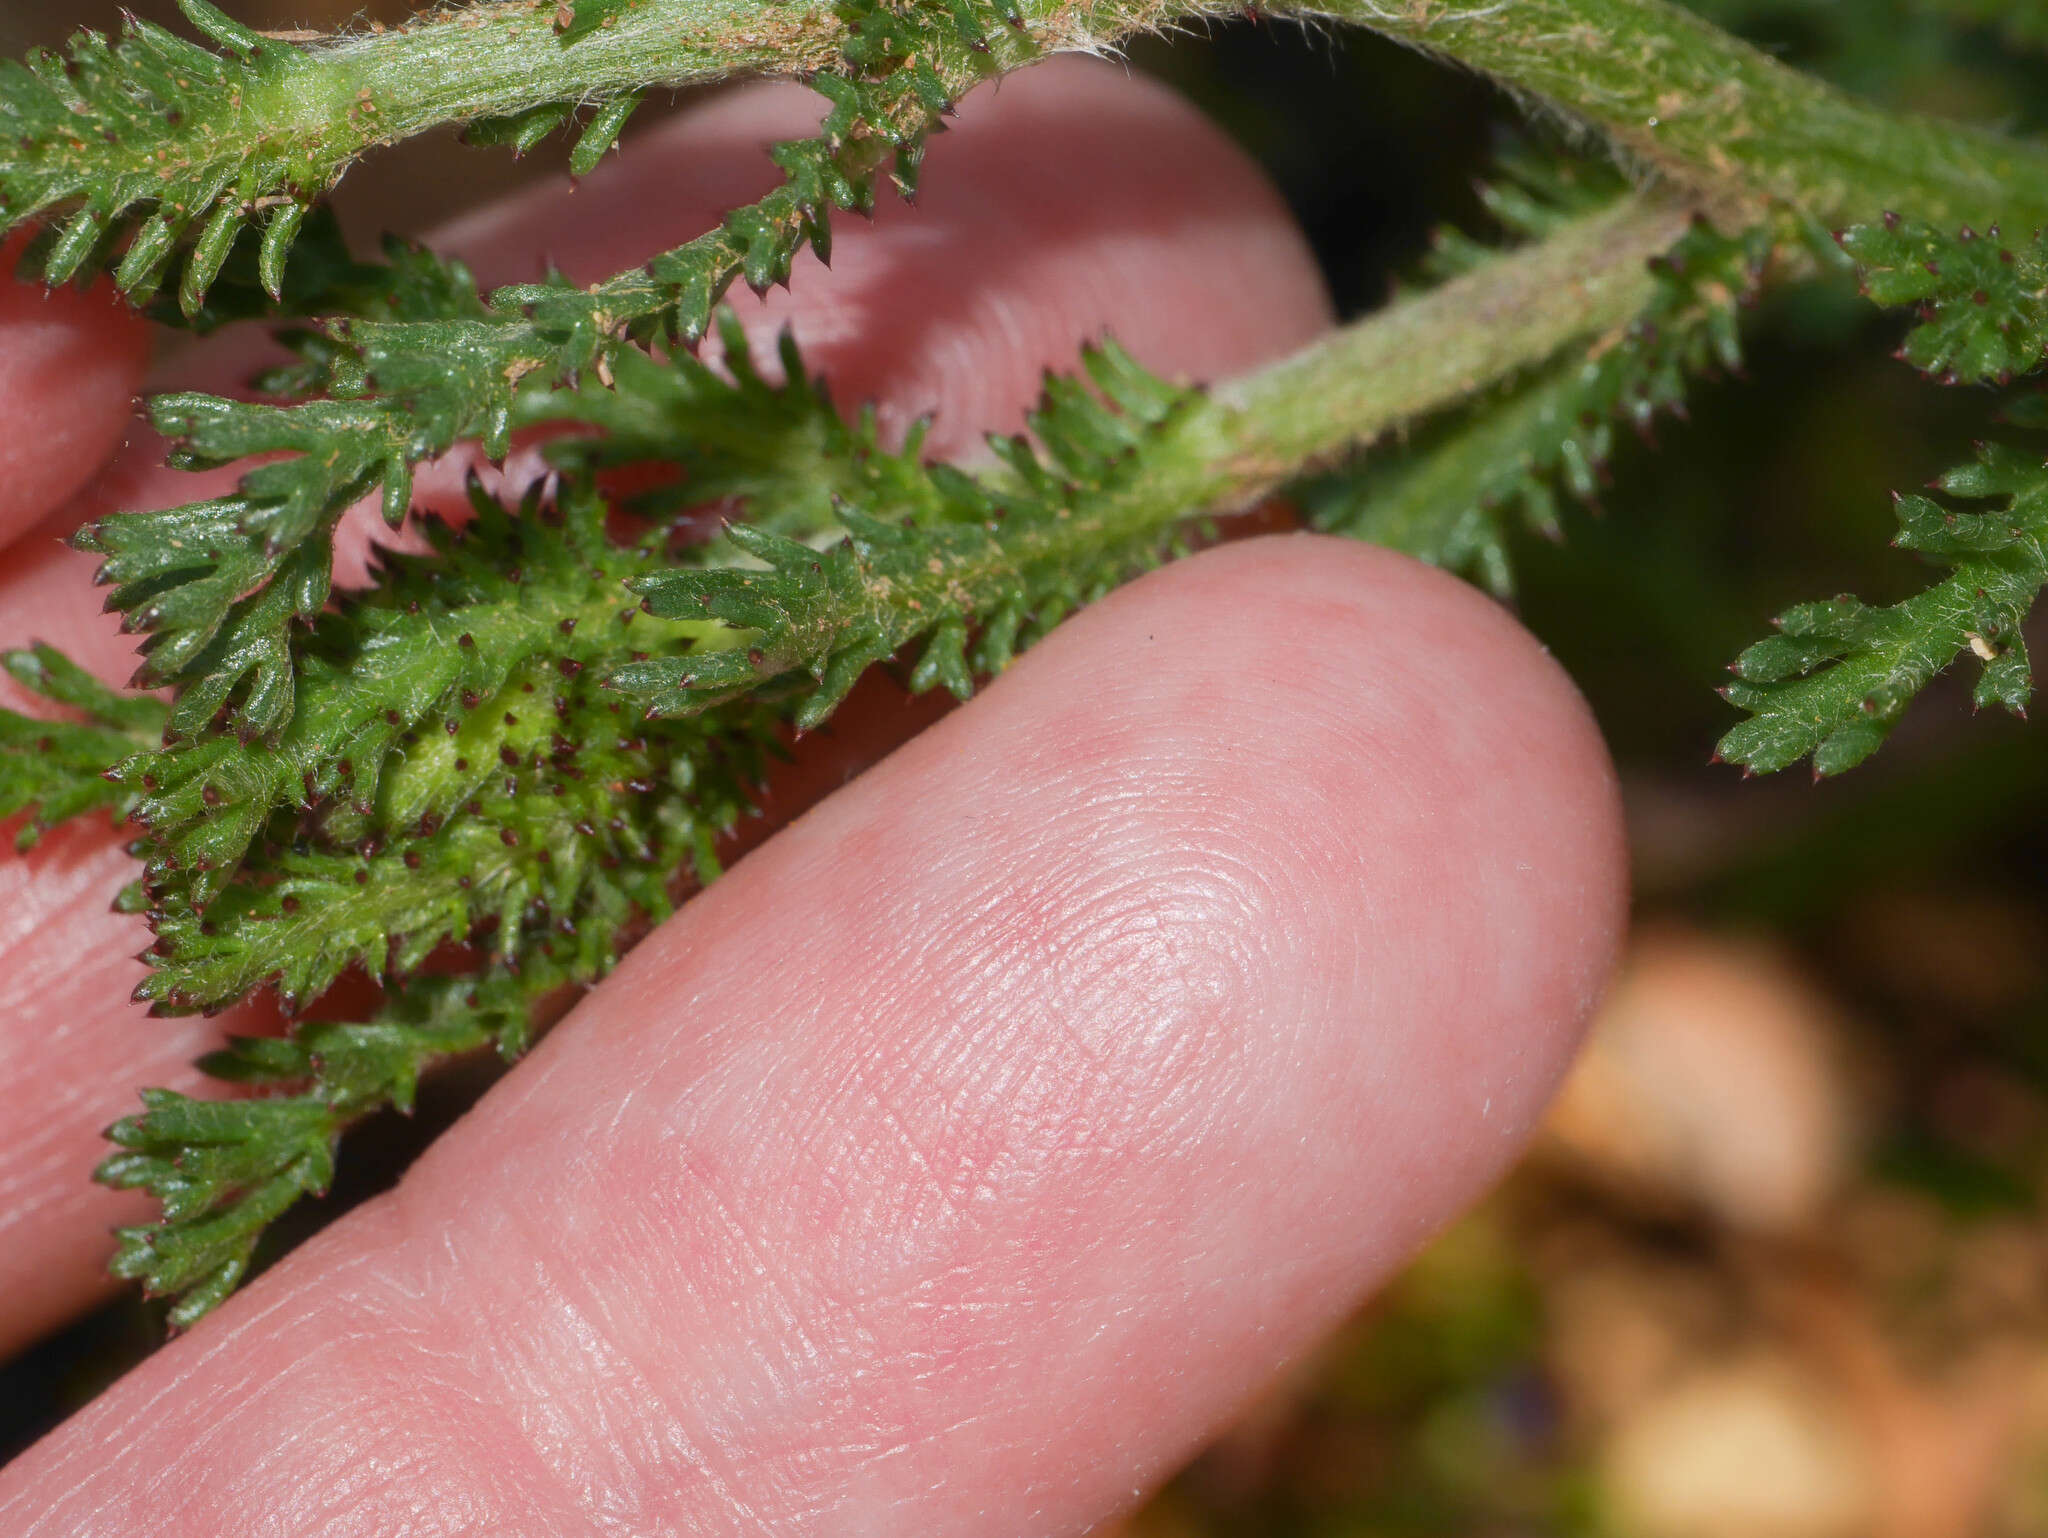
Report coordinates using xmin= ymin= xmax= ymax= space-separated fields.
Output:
xmin=1 ymin=534 xmax=1627 ymax=1534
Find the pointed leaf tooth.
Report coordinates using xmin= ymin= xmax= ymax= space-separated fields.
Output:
xmin=722 ymin=521 xmax=819 ymax=571
xmin=798 ymin=628 xmax=896 ymax=731
xmin=257 ymin=201 xmax=309 ymax=300
xmin=1974 ymin=635 xmax=2033 ymax=715
xmin=568 ymin=92 xmax=642 ymax=178
xmin=465 ymin=101 xmax=574 ymax=155
xmin=116 ymin=213 xmax=181 ymax=296
xmin=909 ymin=616 xmax=974 ymax=700
xmin=976 ymin=602 xmax=1025 ymax=674
xmin=180 ymin=201 xmax=243 ymax=317
xmin=380 ymin=457 xmax=416 ymax=528
xmin=1813 ymin=718 xmax=1891 ymax=777
xmin=177 ymin=0 xmax=269 ymax=55
xmin=43 ymin=209 xmax=106 ymax=288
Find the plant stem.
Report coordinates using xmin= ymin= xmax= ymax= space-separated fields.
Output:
xmin=290 ymin=2 xmax=843 ymax=146
xmin=70 ymin=0 xmax=1208 ymax=215
xmin=631 ymin=190 xmax=1694 ymax=719
xmin=1155 ymin=190 xmax=1692 ymax=514
xmin=36 ymin=0 xmax=2045 ymax=280
xmin=281 ymin=0 xmax=2048 ymax=231
xmin=1209 ymin=191 xmax=1690 ymax=474
xmin=1279 ymin=0 xmax=2048 ymax=229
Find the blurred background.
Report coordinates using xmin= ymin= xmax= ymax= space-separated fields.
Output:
xmin=9 ymin=3 xmax=2048 ymax=1533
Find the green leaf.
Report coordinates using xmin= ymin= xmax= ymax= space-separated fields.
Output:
xmin=1719 ymin=440 xmax=2048 ymax=774
xmin=1307 ymin=205 xmax=1774 ymax=596
xmin=1840 ymin=214 xmax=2048 ymax=384
xmin=100 ymin=1085 xmax=340 ymax=1325
xmin=569 ymin=92 xmax=644 ymax=176
xmin=534 ymin=314 xmax=912 ymax=533
xmin=76 ymin=0 xmax=1028 ymax=734
xmin=0 ymin=11 xmax=317 ymax=301
xmin=620 ymin=338 xmax=1200 ymax=722
xmin=103 ymin=948 xmax=667 ymax=1324
xmin=0 ymin=645 xmax=165 ymax=850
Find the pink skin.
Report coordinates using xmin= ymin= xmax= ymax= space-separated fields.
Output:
xmin=0 ymin=59 xmax=1626 ymax=1534
xmin=0 ymin=240 xmax=149 ymax=549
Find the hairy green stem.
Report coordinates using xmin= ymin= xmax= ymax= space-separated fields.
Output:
xmin=1205 ymin=189 xmax=1691 ymax=478
xmin=243 ymin=0 xmax=2048 ymax=229
xmin=294 ymin=0 xmax=1198 ymax=127
xmin=756 ymin=190 xmax=1694 ymax=668
xmin=198 ymin=0 xmax=2048 ymax=231
xmin=13 ymin=0 xmax=1202 ymax=226
xmin=1289 ymin=0 xmax=2048 ymax=228
xmin=1021 ymin=187 xmax=1693 ymax=549
xmin=26 ymin=0 xmax=2048 ymax=260
xmin=308 ymin=0 xmax=845 ymax=128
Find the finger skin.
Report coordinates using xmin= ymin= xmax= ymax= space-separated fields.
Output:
xmin=0 ymin=246 xmax=149 ymax=551
xmin=0 ymin=61 xmax=1332 ymax=1354
xmin=0 ymin=536 xmax=1627 ymax=1535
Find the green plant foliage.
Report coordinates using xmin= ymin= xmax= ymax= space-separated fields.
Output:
xmin=1304 ymin=214 xmax=1773 ymax=595
xmin=116 ymin=477 xmax=772 ymax=982
xmin=0 ymin=645 xmax=167 ymax=851
xmin=1841 ymin=214 xmax=2048 ymax=384
xmin=65 ymin=0 xmax=1029 ymax=744
xmin=0 ymin=0 xmax=701 ymax=310
xmin=56 ymin=321 xmax=1206 ymax=1324
xmin=618 ymin=337 xmax=1202 ymax=724
xmin=1719 ymin=440 xmax=2048 ymax=775
xmin=1411 ymin=151 xmax=1633 ymax=286
xmin=0 ymin=2 xmax=320 ymax=302
xmin=531 ymin=313 xmax=884 ymax=536
xmin=6 ymin=0 xmax=2048 ymax=1343
xmin=99 ymin=969 xmax=551 ymax=1330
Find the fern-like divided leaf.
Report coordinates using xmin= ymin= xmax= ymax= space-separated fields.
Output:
xmin=1841 ymin=214 xmax=2048 ymax=384
xmin=0 ymin=1 xmax=674 ymax=312
xmin=119 ymin=480 xmax=772 ymax=1001
xmin=99 ymin=320 xmax=874 ymax=923
xmin=94 ymin=490 xmax=783 ymax=1320
xmin=69 ymin=0 xmax=1032 ymax=742
xmin=1305 ymin=211 xmax=1775 ymax=596
xmin=99 ymin=970 xmax=538 ymax=1331
xmin=100 ymin=1086 xmax=340 ymax=1328
xmin=76 ymin=315 xmax=1209 ymax=1327
xmin=0 ymin=644 xmax=167 ymax=850
xmin=1719 ymin=440 xmax=2048 ymax=775
xmin=531 ymin=313 xmax=877 ymax=537
xmin=616 ymin=337 xmax=1203 ymax=725
xmin=0 ymin=2 xmax=323 ymax=305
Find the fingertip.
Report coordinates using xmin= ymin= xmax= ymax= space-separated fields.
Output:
xmin=1109 ymin=533 xmax=1630 ymax=1102
xmin=914 ymin=530 xmax=1628 ymax=1184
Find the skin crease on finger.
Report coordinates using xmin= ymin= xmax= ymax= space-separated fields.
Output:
xmin=0 ymin=536 xmax=1628 ymax=1536
xmin=0 ymin=61 xmax=1332 ymax=1358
